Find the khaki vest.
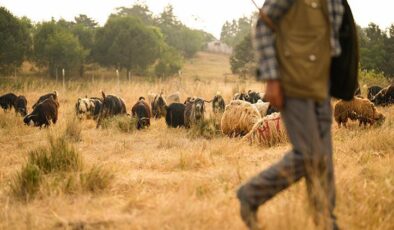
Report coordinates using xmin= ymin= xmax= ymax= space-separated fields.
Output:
xmin=276 ymin=0 xmax=331 ymax=101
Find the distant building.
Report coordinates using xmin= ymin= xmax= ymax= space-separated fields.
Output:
xmin=205 ymin=40 xmax=233 ymax=55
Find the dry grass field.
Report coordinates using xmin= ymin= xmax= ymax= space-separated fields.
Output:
xmin=0 ymin=52 xmax=393 ymax=230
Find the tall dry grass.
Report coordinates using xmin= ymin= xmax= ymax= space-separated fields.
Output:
xmin=0 ymin=52 xmax=392 ymax=229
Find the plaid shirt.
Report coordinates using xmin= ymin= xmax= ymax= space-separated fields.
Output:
xmin=256 ymin=0 xmax=344 ymax=81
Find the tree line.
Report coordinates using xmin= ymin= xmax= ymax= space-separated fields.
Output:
xmin=0 ymin=4 xmax=214 ymax=78
xmin=222 ymin=16 xmax=394 ymax=79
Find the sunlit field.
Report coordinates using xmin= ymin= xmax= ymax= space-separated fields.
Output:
xmin=0 ymin=52 xmax=393 ymax=230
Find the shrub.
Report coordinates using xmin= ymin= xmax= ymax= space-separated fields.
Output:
xmin=65 ymin=117 xmax=82 ymax=142
xmin=11 ymin=136 xmax=112 ymax=200
xmin=187 ymin=118 xmax=221 ymax=139
xmin=100 ymin=115 xmax=138 ymax=133
xmin=359 ymin=70 xmax=389 ymax=88
xmin=11 ymin=163 xmax=42 ymax=201
xmin=80 ymin=166 xmax=113 ymax=193
xmin=28 ymin=136 xmax=83 ymax=173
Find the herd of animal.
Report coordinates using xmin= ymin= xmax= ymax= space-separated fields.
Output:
xmin=0 ymin=83 xmax=393 ymax=137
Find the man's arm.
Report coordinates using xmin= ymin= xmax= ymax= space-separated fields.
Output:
xmin=255 ymin=0 xmax=295 ymax=81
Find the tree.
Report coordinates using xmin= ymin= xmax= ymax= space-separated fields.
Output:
xmin=230 ymin=34 xmax=255 ymax=75
xmin=74 ymin=14 xmax=98 ymax=29
xmin=359 ymin=23 xmax=386 ymax=73
xmin=93 ymin=16 xmax=162 ymax=76
xmin=155 ymin=45 xmax=183 ymax=77
xmin=72 ymin=15 xmax=97 ymax=63
xmin=156 ymin=5 xmax=204 ymax=58
xmin=220 ymin=17 xmax=252 ymax=47
xmin=0 ymin=7 xmax=31 ymax=75
xmin=115 ymin=4 xmax=154 ymax=25
xmin=33 ymin=21 xmax=86 ymax=77
xmin=383 ymin=24 xmax=394 ymax=77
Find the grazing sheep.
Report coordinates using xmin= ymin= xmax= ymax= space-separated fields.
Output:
xmin=367 ymin=86 xmax=383 ymax=101
xmin=243 ymin=112 xmax=286 ymax=146
xmin=334 ymin=97 xmax=385 ymax=127
xmin=233 ymin=90 xmax=263 ymax=104
xmin=0 ymin=93 xmax=28 ymax=116
xmin=167 ymin=92 xmax=181 ymax=104
xmin=24 ymin=96 xmax=59 ymax=127
xmin=184 ymin=98 xmax=207 ymax=128
xmin=15 ymin=96 xmax=28 ymax=116
xmin=371 ymin=84 xmax=394 ymax=106
xmin=165 ymin=103 xmax=186 ymax=128
xmin=32 ymin=91 xmax=58 ymax=109
xmin=131 ymin=97 xmax=151 ymax=130
xmin=0 ymin=93 xmax=17 ymax=111
xmin=96 ymin=91 xmax=127 ymax=128
xmin=75 ymin=96 xmax=103 ymax=120
xmin=221 ymin=100 xmax=261 ymax=137
xmin=151 ymin=94 xmax=167 ymax=119
xmin=266 ymin=105 xmax=280 ymax=116
xmin=247 ymin=90 xmax=263 ymax=104
xmin=252 ymin=99 xmax=270 ymax=117
xmin=212 ymin=93 xmax=226 ymax=114
xmin=184 ymin=96 xmax=195 ymax=104
xmin=233 ymin=92 xmax=249 ymax=101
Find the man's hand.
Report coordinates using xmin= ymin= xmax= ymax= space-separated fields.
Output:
xmin=265 ymin=80 xmax=284 ymax=110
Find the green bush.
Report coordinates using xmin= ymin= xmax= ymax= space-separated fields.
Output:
xmin=188 ymin=118 xmax=221 ymax=140
xmin=11 ymin=136 xmax=113 ymax=200
xmin=28 ymin=136 xmax=83 ymax=173
xmin=11 ymin=163 xmax=42 ymax=201
xmin=359 ymin=70 xmax=389 ymax=88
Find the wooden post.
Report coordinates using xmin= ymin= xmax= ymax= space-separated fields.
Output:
xmin=62 ymin=68 xmax=65 ymax=90
xmin=55 ymin=68 xmax=58 ymax=83
xmin=116 ymin=69 xmax=120 ymax=92
xmin=128 ymin=71 xmax=131 ymax=82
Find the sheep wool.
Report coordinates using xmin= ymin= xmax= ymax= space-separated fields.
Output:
xmin=334 ymin=97 xmax=385 ymax=127
xmin=243 ymin=112 xmax=287 ymax=147
xmin=221 ymin=100 xmax=261 ymax=137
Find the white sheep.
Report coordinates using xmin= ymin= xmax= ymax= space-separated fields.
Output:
xmin=252 ymin=99 xmax=270 ymax=117
xmin=221 ymin=100 xmax=261 ymax=137
xmin=243 ymin=112 xmax=287 ymax=146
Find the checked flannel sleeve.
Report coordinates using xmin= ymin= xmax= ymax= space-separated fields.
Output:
xmin=255 ymin=0 xmax=295 ymax=81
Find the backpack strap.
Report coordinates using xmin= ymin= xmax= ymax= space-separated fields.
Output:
xmin=259 ymin=10 xmax=276 ymax=32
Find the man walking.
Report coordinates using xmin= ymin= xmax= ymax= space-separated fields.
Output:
xmin=236 ymin=0 xmax=356 ymax=229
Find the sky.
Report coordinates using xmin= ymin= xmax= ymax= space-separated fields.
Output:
xmin=1 ymin=0 xmax=393 ymax=39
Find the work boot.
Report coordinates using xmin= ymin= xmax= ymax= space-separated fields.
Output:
xmin=237 ymin=187 xmax=260 ymax=230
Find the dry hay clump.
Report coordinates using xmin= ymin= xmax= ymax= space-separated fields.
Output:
xmin=99 ymin=115 xmax=138 ymax=133
xmin=10 ymin=135 xmax=113 ymax=201
xmin=221 ymin=100 xmax=261 ymax=137
xmin=64 ymin=117 xmax=83 ymax=142
xmin=187 ymin=117 xmax=222 ymax=139
xmin=244 ymin=112 xmax=287 ymax=147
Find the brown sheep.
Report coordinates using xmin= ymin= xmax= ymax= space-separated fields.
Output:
xmin=131 ymin=97 xmax=151 ymax=130
xmin=32 ymin=91 xmax=58 ymax=109
xmin=24 ymin=96 xmax=59 ymax=127
xmin=334 ymin=97 xmax=385 ymax=127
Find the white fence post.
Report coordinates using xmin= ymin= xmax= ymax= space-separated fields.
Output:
xmin=55 ymin=68 xmax=58 ymax=83
xmin=116 ymin=69 xmax=120 ymax=92
xmin=62 ymin=68 xmax=65 ymax=90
